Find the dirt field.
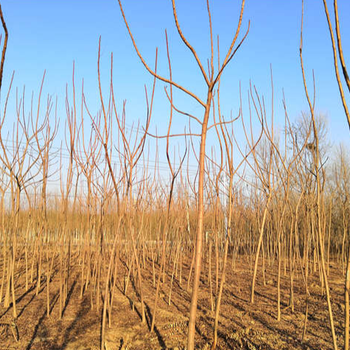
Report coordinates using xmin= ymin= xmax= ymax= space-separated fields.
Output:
xmin=0 ymin=254 xmax=345 ymax=350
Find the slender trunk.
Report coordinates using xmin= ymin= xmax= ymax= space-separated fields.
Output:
xmin=187 ymin=92 xmax=211 ymax=350
xmin=345 ymin=244 xmax=350 ymax=350
xmin=251 ymin=195 xmax=271 ymax=304
xmin=277 ymin=231 xmax=281 ymax=321
xmin=211 ymin=239 xmax=229 ymax=350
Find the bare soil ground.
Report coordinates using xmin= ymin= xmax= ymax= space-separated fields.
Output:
xmin=0 ymin=254 xmax=345 ymax=350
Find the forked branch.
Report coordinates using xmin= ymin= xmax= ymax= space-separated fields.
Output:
xmin=117 ymin=0 xmax=206 ymax=107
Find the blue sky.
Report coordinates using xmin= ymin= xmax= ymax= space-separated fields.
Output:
xmin=1 ymin=0 xmax=349 ymax=171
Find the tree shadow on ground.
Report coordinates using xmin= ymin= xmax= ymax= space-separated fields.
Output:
xmin=60 ymin=293 xmax=93 ymax=350
xmin=25 ymin=291 xmax=59 ymax=350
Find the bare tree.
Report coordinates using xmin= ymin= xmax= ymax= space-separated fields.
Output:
xmin=300 ymin=2 xmax=338 ymax=348
xmin=117 ymin=1 xmax=249 ymax=348
xmin=118 ymin=0 xmax=249 ymax=350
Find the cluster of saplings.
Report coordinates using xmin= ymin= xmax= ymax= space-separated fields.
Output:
xmin=0 ymin=1 xmax=350 ymax=349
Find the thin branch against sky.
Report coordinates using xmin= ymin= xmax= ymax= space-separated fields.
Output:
xmin=0 ymin=0 xmax=348 ymax=149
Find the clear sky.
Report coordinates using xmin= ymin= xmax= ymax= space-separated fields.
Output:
xmin=1 ymin=0 xmax=349 ymax=168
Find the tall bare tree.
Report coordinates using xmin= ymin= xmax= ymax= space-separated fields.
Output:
xmin=117 ymin=1 xmax=249 ymax=348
